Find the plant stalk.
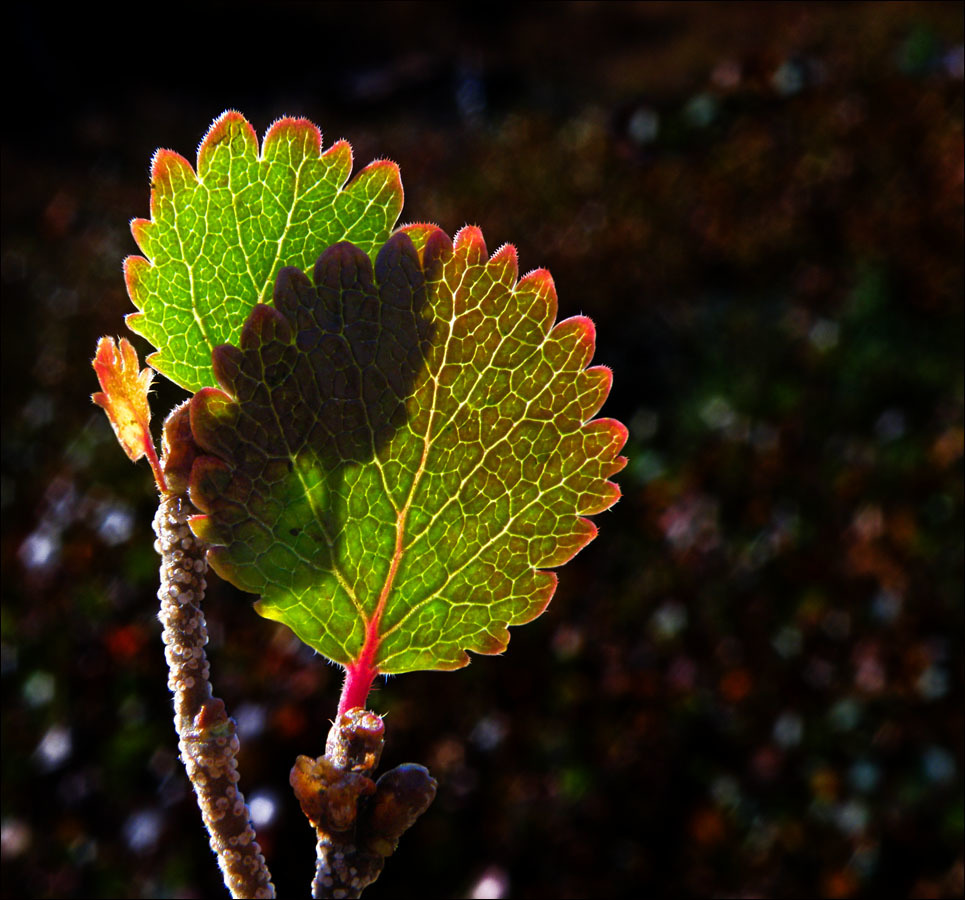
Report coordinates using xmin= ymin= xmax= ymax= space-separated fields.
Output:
xmin=337 ymin=660 xmax=379 ymax=718
xmin=154 ymin=492 xmax=275 ymax=899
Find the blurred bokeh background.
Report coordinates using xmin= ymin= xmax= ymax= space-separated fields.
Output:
xmin=2 ymin=2 xmax=962 ymax=898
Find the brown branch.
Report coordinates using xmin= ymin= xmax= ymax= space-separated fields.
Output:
xmin=290 ymin=708 xmax=437 ymax=899
xmin=154 ymin=404 xmax=430 ymax=897
xmin=154 ymin=490 xmax=275 ymax=899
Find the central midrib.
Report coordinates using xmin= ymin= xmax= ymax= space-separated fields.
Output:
xmin=360 ymin=269 xmax=458 ymax=664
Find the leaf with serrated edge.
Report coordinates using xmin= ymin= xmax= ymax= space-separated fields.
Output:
xmin=189 ymin=226 xmax=627 ymax=675
xmin=92 ymin=336 xmax=165 ymax=487
xmin=125 ymin=110 xmax=403 ymax=392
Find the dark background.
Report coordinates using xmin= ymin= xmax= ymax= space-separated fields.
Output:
xmin=2 ymin=2 xmax=962 ymax=898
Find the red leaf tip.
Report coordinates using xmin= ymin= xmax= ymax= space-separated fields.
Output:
xmin=518 ymin=268 xmax=557 ymax=306
xmin=203 ymin=109 xmax=255 ymax=143
xmin=150 ymin=148 xmax=195 ymax=192
xmin=491 ymin=242 xmax=518 ymax=264
xmin=353 ymin=157 xmax=402 ymax=184
xmin=263 ymin=116 xmax=323 ymax=157
xmin=567 ymin=314 xmax=597 ymax=345
xmin=197 ymin=110 xmax=258 ymax=172
xmin=453 ymin=225 xmax=488 ymax=265
xmin=489 ymin=242 xmax=519 ymax=282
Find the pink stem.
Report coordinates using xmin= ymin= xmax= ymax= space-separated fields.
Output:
xmin=337 ymin=657 xmax=379 ymax=718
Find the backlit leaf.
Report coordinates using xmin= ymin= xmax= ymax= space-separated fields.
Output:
xmin=124 ymin=110 xmax=403 ymax=392
xmin=92 ymin=336 xmax=165 ymax=488
xmin=188 ymin=226 xmax=627 ymax=674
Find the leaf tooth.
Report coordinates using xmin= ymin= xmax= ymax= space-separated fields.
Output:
xmin=563 ymin=312 xmax=597 ymax=351
xmin=188 ymin=455 xmax=232 ymax=515
xmin=516 ymin=268 xmax=558 ymax=334
xmin=573 ymin=420 xmax=628 ymax=516
xmin=518 ymin=267 xmax=555 ymax=286
xmin=206 ymin=546 xmax=262 ymax=596
xmin=422 ymin=227 xmax=454 ymax=280
xmin=196 ymin=109 xmax=257 ymax=177
xmin=190 ymin=387 xmax=237 ymax=454
xmin=509 ymin=570 xmax=558 ymax=627
xmin=549 ymin=316 xmax=596 ymax=372
xmin=150 ymin=148 xmax=197 ymax=202
xmin=540 ymin=517 xmax=598 ymax=568
xmin=273 ymin=265 xmax=315 ymax=319
xmin=592 ymin=417 xmax=630 ymax=458
xmin=488 ymin=242 xmax=519 ymax=284
xmin=344 ymin=159 xmax=403 ymax=218
xmin=472 ymin=624 xmax=510 ymax=657
xmin=320 ymin=139 xmax=354 ymax=190
xmin=129 ymin=219 xmax=154 ymax=257
xmin=579 ymin=365 xmax=614 ymax=421
xmin=452 ymin=225 xmax=487 ymax=265
xmin=609 ymin=457 xmax=629 ymax=479
xmin=581 ymin=479 xmax=622 ymax=516
xmin=143 ymin=349 xmax=164 ymax=372
xmin=262 ymin=116 xmax=323 ymax=161
xmin=373 ymin=231 xmax=423 ymax=302
xmin=211 ymin=344 xmax=244 ymax=393
xmin=125 ymin=310 xmax=145 ymax=330
xmin=314 ymin=241 xmax=376 ymax=294
xmin=581 ymin=416 xmax=629 ymax=458
xmin=239 ymin=304 xmax=291 ymax=352
xmin=123 ymin=256 xmax=149 ymax=309
xmin=397 ymin=223 xmax=451 ymax=263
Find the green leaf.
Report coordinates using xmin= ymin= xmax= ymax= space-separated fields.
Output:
xmin=124 ymin=110 xmax=403 ymax=392
xmin=189 ymin=226 xmax=627 ymax=674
